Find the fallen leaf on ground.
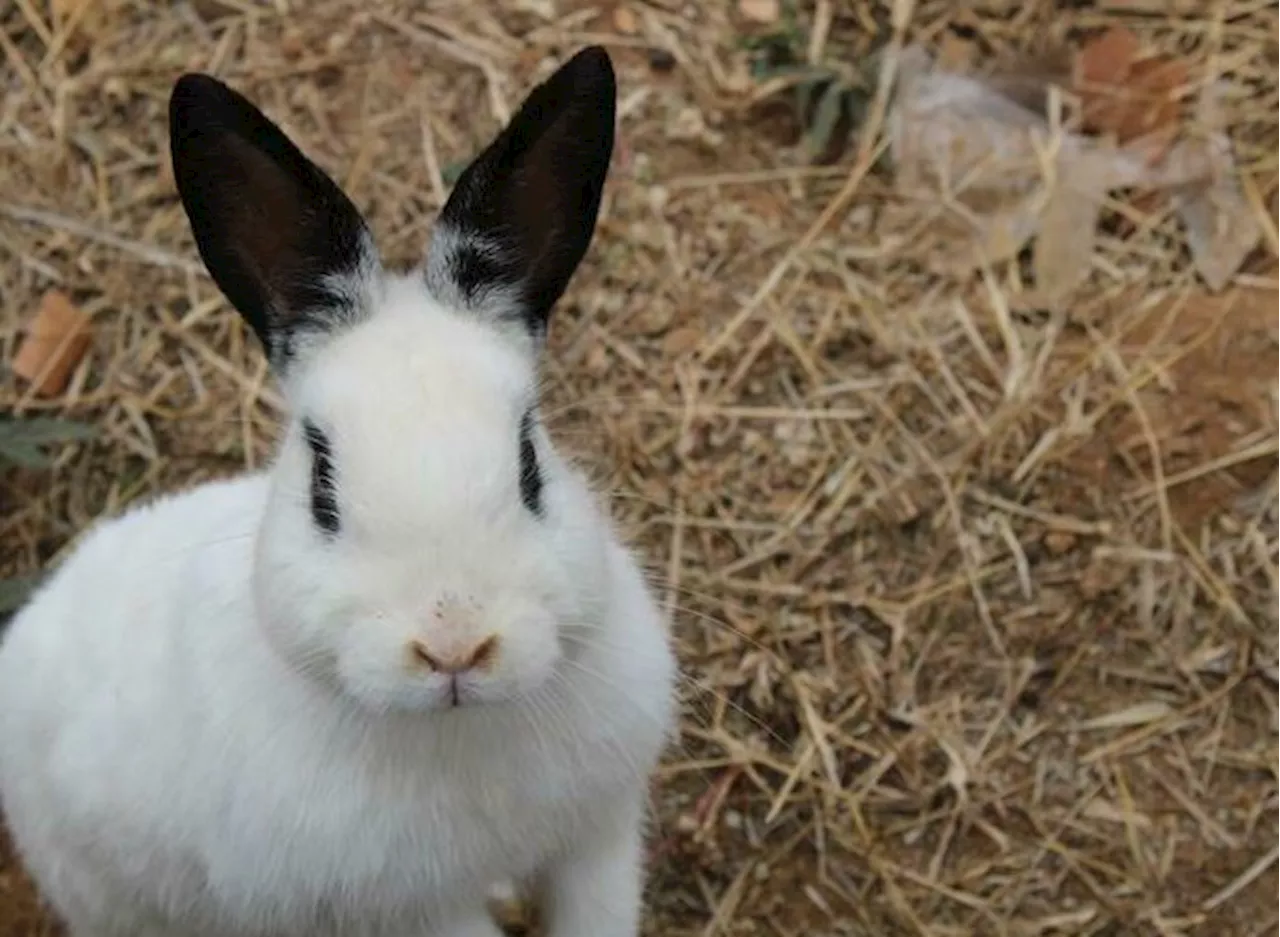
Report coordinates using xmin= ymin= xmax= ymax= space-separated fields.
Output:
xmin=11 ymin=290 xmax=93 ymax=397
xmin=886 ymin=45 xmax=1259 ymax=299
xmin=1074 ymin=26 xmax=1187 ymax=157
xmin=1076 ymin=26 xmax=1141 ymax=90
xmin=1170 ymin=86 xmax=1261 ymax=290
xmin=1034 ymin=158 xmax=1107 ymax=301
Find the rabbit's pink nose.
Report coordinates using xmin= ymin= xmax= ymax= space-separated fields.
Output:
xmin=408 ymin=635 xmax=500 ymax=675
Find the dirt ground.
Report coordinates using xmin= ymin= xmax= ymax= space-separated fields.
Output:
xmin=1 ymin=1 xmax=1277 ymax=935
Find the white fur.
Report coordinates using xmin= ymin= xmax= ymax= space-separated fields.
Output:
xmin=0 ymin=272 xmax=676 ymax=936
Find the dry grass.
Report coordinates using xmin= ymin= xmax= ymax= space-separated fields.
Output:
xmin=1 ymin=1 xmax=1278 ymax=935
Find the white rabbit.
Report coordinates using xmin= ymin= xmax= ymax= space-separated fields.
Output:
xmin=0 ymin=47 xmax=675 ymax=937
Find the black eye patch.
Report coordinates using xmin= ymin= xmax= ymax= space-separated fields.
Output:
xmin=518 ymin=409 xmax=543 ymax=517
xmin=303 ymin=420 xmax=340 ymax=535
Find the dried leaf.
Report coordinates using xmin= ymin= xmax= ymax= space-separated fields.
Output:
xmin=1075 ymin=27 xmax=1187 ymax=147
xmin=1174 ymin=172 xmax=1260 ymax=291
xmin=887 ymin=46 xmax=1256 ymax=293
xmin=920 ymin=192 xmax=1045 ymax=275
xmin=1126 ymin=57 xmax=1187 ymax=134
xmin=1076 ymin=26 xmax=1141 ymax=90
xmin=12 ymin=290 xmax=93 ymax=397
xmin=1034 ymin=162 xmax=1106 ymax=302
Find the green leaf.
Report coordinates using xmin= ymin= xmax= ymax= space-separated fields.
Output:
xmin=744 ymin=32 xmax=803 ymax=79
xmin=0 ymin=441 xmax=54 ymax=469
xmin=807 ymin=79 xmax=848 ymax=157
xmin=790 ymin=71 xmax=829 ymax=121
xmin=0 ymin=417 xmax=95 ymax=469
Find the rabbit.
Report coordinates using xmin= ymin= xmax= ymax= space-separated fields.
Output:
xmin=0 ymin=46 xmax=676 ymax=937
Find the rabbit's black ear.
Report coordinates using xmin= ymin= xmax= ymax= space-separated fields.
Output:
xmin=424 ymin=47 xmax=616 ymax=338
xmin=170 ymin=74 xmax=378 ymax=370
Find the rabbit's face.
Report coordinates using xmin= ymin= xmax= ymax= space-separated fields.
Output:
xmin=254 ymin=278 xmax=611 ymax=711
xmin=170 ymin=49 xmax=619 ymax=712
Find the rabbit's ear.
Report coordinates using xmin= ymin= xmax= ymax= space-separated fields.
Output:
xmin=425 ymin=47 xmax=616 ymax=338
xmin=170 ymin=74 xmax=378 ymax=370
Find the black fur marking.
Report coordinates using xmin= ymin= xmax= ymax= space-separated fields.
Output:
xmin=449 ymin=242 xmax=517 ymax=306
xmin=430 ymin=46 xmax=616 ymax=336
xmin=303 ymin=420 xmax=340 ymax=535
xmin=518 ymin=409 xmax=543 ymax=517
xmin=169 ymin=73 xmax=372 ymax=371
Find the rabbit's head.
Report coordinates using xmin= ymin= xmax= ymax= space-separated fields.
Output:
xmin=170 ymin=49 xmax=620 ymax=713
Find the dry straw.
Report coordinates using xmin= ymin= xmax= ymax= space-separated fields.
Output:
xmin=1 ymin=1 xmax=1276 ymax=934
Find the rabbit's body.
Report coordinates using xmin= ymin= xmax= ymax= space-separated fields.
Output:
xmin=0 ymin=49 xmax=675 ymax=937
xmin=0 ymin=472 xmax=670 ymax=936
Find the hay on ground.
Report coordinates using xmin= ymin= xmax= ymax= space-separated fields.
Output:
xmin=1 ymin=1 xmax=1276 ymax=934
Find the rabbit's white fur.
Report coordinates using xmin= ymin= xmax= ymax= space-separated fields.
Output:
xmin=0 ymin=272 xmax=673 ymax=932
xmin=2 ymin=47 xmax=671 ymax=936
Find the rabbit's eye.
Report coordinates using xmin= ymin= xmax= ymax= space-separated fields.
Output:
xmin=518 ymin=409 xmax=543 ymax=517
xmin=303 ymin=420 xmax=340 ymax=535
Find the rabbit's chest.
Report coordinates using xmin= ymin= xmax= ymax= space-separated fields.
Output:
xmin=208 ymin=719 xmax=616 ymax=920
